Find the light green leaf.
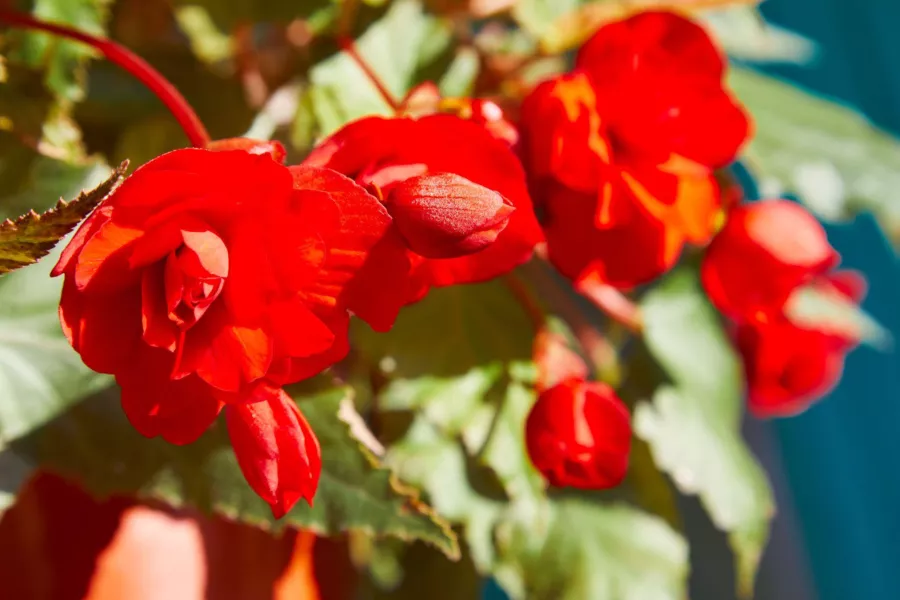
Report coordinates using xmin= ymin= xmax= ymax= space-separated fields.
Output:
xmin=637 ymin=268 xmax=774 ymax=596
xmin=3 ymin=385 xmax=458 ymax=556
xmin=299 ymin=0 xmax=454 ymax=138
xmin=785 ymin=285 xmax=891 ymax=350
xmin=701 ymin=7 xmax=816 ymax=64
xmin=493 ymin=500 xmax=688 ymax=600
xmin=5 ymin=0 xmax=112 ymax=103
xmin=731 ymin=68 xmax=900 ymax=240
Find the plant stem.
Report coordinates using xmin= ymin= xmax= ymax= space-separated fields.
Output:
xmin=336 ymin=36 xmax=400 ymax=113
xmin=0 ymin=9 xmax=211 ymax=147
xmin=504 ymin=272 xmax=546 ymax=330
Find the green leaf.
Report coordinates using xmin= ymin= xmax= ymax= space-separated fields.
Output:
xmin=299 ymin=0 xmax=454 ymax=138
xmin=637 ymin=268 xmax=774 ymax=596
xmin=3 ymin=384 xmax=458 ymax=556
xmin=785 ymin=285 xmax=891 ymax=350
xmin=0 ymin=245 xmax=111 ymax=447
xmin=0 ymin=161 xmax=125 ymax=275
xmin=5 ymin=0 xmax=112 ymax=103
xmin=493 ymin=500 xmax=688 ymax=600
xmin=730 ymin=68 xmax=900 ymax=241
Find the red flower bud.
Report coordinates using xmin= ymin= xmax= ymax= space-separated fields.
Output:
xmin=226 ymin=389 xmax=322 ymax=518
xmin=385 ymin=173 xmax=515 ymax=259
xmin=525 ymin=378 xmax=631 ymax=489
xmin=701 ymin=200 xmax=839 ymax=322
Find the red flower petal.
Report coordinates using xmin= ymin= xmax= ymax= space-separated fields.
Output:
xmin=701 ymin=200 xmax=839 ymax=322
xmin=576 ymin=10 xmax=724 ymax=83
xmin=289 ymin=166 xmax=409 ymax=332
xmin=117 ymin=346 xmax=224 ymax=445
xmin=542 ymin=183 xmax=683 ymax=289
xmin=175 ymin=303 xmax=273 ymax=392
xmin=226 ymin=389 xmax=322 ymax=517
xmin=737 ymin=319 xmax=849 ymax=418
xmin=519 ymin=73 xmax=612 ymax=193
xmin=66 ymin=285 xmax=143 ymax=375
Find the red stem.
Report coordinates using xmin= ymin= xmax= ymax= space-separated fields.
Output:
xmin=0 ymin=9 xmax=211 ymax=147
xmin=336 ymin=36 xmax=400 ymax=113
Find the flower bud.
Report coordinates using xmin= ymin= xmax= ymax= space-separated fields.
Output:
xmin=226 ymin=389 xmax=321 ymax=518
xmin=385 ymin=172 xmax=515 ymax=258
xmin=525 ymin=378 xmax=631 ymax=489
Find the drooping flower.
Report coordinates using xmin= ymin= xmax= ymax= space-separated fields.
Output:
xmin=735 ymin=270 xmax=866 ymax=417
xmin=525 ymin=378 xmax=632 ymax=489
xmin=226 ymin=388 xmax=322 ymax=517
xmin=701 ymin=199 xmax=838 ymax=323
xmin=54 ymin=145 xmax=393 ymax=515
xmin=519 ymin=10 xmax=748 ymax=289
xmin=303 ymin=114 xmax=543 ymax=330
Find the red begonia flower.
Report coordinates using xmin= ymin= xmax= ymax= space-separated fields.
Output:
xmin=525 ymin=378 xmax=632 ymax=489
xmin=303 ymin=114 xmax=543 ymax=328
xmin=519 ymin=10 xmax=746 ymax=289
xmin=701 ymin=200 xmax=839 ymax=323
xmin=226 ymin=388 xmax=321 ymax=518
xmin=54 ymin=145 xmax=392 ymax=516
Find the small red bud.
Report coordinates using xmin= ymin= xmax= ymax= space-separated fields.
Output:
xmin=226 ymin=389 xmax=321 ymax=518
xmin=385 ymin=172 xmax=515 ymax=259
xmin=525 ymin=378 xmax=631 ymax=489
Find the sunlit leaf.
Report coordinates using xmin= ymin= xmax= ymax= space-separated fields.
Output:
xmin=637 ymin=268 xmax=774 ymax=596
xmin=731 ymin=68 xmax=900 ymax=243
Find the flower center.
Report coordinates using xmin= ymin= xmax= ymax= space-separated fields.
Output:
xmin=164 ymin=230 xmax=228 ymax=329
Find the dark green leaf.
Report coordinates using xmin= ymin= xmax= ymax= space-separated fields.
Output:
xmin=0 ymin=161 xmax=125 ymax=275
xmin=3 ymin=385 xmax=458 ymax=556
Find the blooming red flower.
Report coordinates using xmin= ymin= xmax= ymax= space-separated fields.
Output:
xmin=303 ymin=114 xmax=543 ymax=329
xmin=525 ymin=378 xmax=632 ymax=489
xmin=735 ymin=270 xmax=866 ymax=418
xmin=519 ymin=10 xmax=748 ymax=289
xmin=701 ymin=200 xmax=839 ymax=323
xmin=53 ymin=145 xmax=393 ymax=516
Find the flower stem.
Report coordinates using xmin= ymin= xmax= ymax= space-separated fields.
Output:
xmin=504 ymin=272 xmax=546 ymax=330
xmin=336 ymin=36 xmax=400 ymax=113
xmin=0 ymin=9 xmax=211 ymax=147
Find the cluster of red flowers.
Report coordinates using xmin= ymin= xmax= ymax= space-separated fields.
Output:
xmin=49 ymin=9 xmax=865 ymax=513
xmin=519 ymin=10 xmax=748 ymax=290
